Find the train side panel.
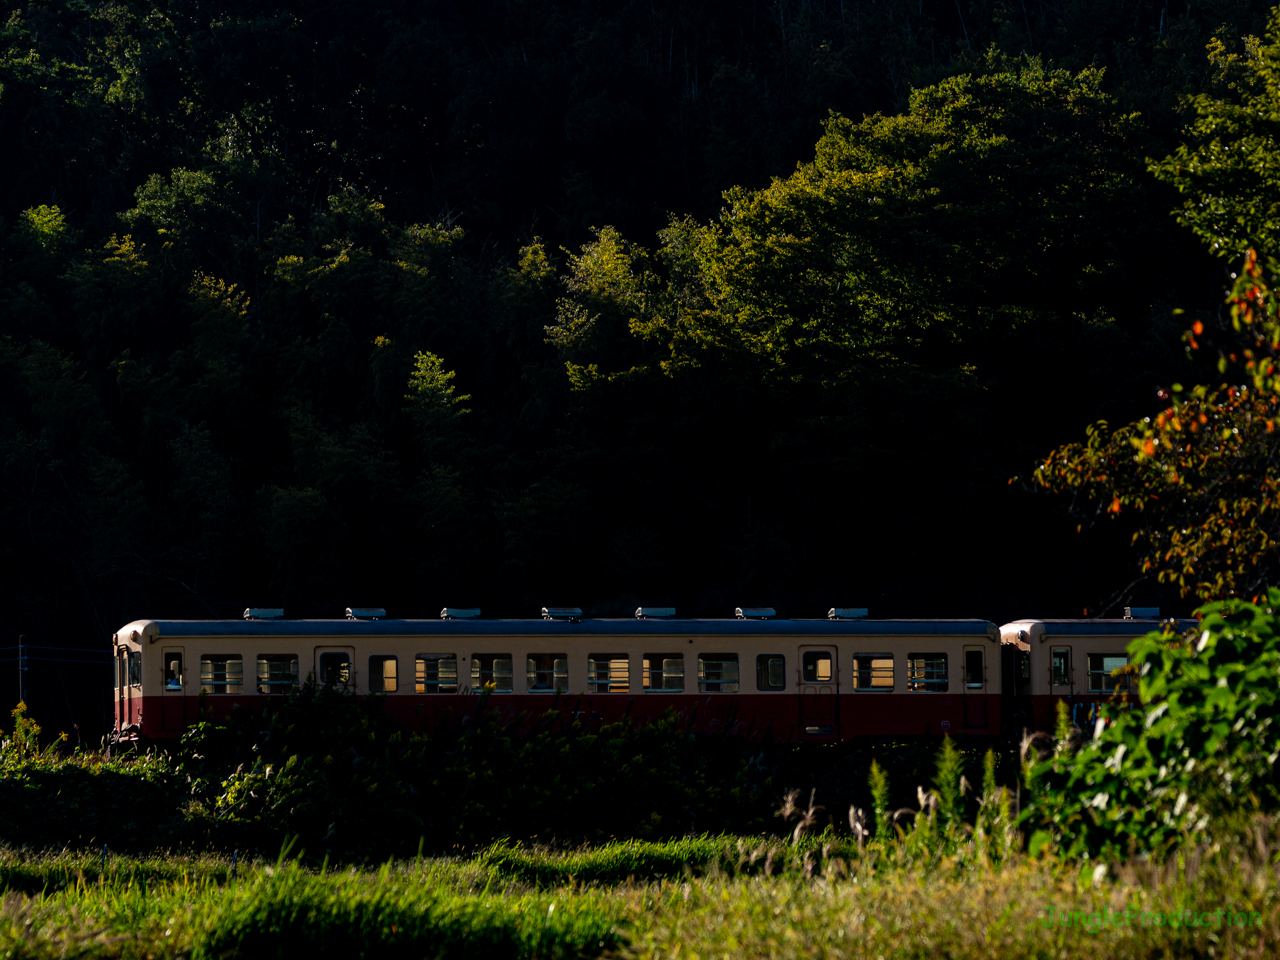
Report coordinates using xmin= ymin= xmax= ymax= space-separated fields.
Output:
xmin=112 ymin=619 xmax=1002 ymax=742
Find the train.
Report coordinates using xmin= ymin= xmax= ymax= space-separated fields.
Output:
xmin=109 ymin=605 xmax=1195 ymax=743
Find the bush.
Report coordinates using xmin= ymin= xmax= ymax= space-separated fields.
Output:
xmin=1022 ymin=591 xmax=1280 ymax=858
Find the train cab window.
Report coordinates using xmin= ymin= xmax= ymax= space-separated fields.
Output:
xmin=113 ymin=657 xmax=120 ymax=690
xmin=163 ymin=653 xmax=184 ymax=690
xmin=320 ymin=652 xmax=351 ymax=689
xmin=642 ymin=654 xmax=684 ymax=691
xmin=1019 ymin=651 xmax=1031 ymax=682
xmin=802 ymin=651 xmax=833 ymax=683
xmin=257 ymin=655 xmax=299 ymax=694
xmin=698 ymin=654 xmax=739 ymax=693
xmin=854 ymin=655 xmax=894 ymax=691
xmin=906 ymin=654 xmax=948 ymax=692
xmin=200 ymin=654 xmax=244 ymax=694
xmin=127 ymin=650 xmax=142 ymax=687
xmin=587 ymin=654 xmax=629 ymax=693
xmin=416 ymin=655 xmax=458 ymax=693
xmin=756 ymin=655 xmax=786 ymax=691
xmin=1088 ymin=654 xmax=1129 ymax=692
xmin=528 ymin=654 xmax=568 ymax=692
xmin=965 ymin=650 xmax=984 ymax=689
xmin=471 ymin=654 xmax=513 ymax=692
xmin=369 ymin=656 xmax=398 ymax=693
xmin=1051 ymin=648 xmax=1071 ymax=687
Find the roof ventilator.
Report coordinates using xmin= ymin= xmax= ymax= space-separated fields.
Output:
xmin=635 ymin=607 xmax=676 ymax=618
xmin=1124 ymin=607 xmax=1160 ymax=619
xmin=441 ymin=608 xmax=481 ymax=619
xmin=829 ymin=607 xmax=869 ymax=620
xmin=736 ymin=607 xmax=775 ymax=619
xmin=542 ymin=606 xmax=582 ymax=621
xmin=244 ymin=608 xmax=284 ymax=620
xmin=346 ymin=607 xmax=386 ymax=620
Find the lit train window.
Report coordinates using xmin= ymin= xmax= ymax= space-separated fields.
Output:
xmin=906 ymin=654 xmax=948 ymax=692
xmin=587 ymin=654 xmax=628 ymax=693
xmin=802 ymin=651 xmax=833 ymax=683
xmin=756 ymin=655 xmax=785 ymax=691
xmin=642 ymin=654 xmax=684 ymax=691
xmin=369 ymin=656 xmax=398 ymax=693
xmin=472 ymin=654 xmax=513 ymax=692
xmin=1087 ymin=654 xmax=1129 ymax=692
xmin=257 ymin=655 xmax=298 ymax=694
xmin=319 ymin=652 xmax=351 ymax=689
xmin=416 ymin=655 xmax=458 ymax=693
xmin=698 ymin=654 xmax=739 ymax=692
xmin=528 ymin=654 xmax=568 ymax=692
xmin=854 ymin=656 xmax=894 ymax=690
xmin=201 ymin=654 xmax=244 ymax=694
xmin=1050 ymin=648 xmax=1071 ymax=686
xmin=164 ymin=653 xmax=184 ymax=690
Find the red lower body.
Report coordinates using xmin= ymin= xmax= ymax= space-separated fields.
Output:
xmin=116 ymin=691 xmax=1002 ymax=742
xmin=1003 ymin=693 xmax=1135 ymax=735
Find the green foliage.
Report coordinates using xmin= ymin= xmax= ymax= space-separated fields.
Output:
xmin=1151 ymin=8 xmax=1280 ymax=260
xmin=554 ymin=57 xmax=1161 ymax=383
xmin=4 ymin=837 xmax=1280 ymax=960
xmin=191 ymin=861 xmax=622 ymax=960
xmin=1023 ymin=591 xmax=1280 ymax=859
xmin=868 ymin=759 xmax=891 ymax=841
xmin=934 ymin=735 xmax=964 ymax=827
xmin=405 ymin=349 xmax=469 ymax=417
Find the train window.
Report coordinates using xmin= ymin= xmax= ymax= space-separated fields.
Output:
xmin=1019 ymin=651 xmax=1031 ymax=682
xmin=369 ymin=656 xmax=398 ymax=693
xmin=528 ymin=654 xmax=568 ymax=692
xmin=471 ymin=654 xmax=513 ymax=692
xmin=127 ymin=650 xmax=142 ymax=687
xmin=906 ymin=654 xmax=948 ymax=692
xmin=587 ymin=654 xmax=629 ymax=693
xmin=113 ymin=657 xmax=120 ymax=689
xmin=416 ymin=655 xmax=459 ymax=693
xmin=756 ymin=655 xmax=786 ymax=691
xmin=164 ymin=653 xmax=184 ymax=690
xmin=200 ymin=654 xmax=244 ymax=694
xmin=257 ymin=655 xmax=299 ymax=694
xmin=854 ymin=656 xmax=894 ymax=690
xmin=1088 ymin=654 xmax=1129 ymax=692
xmin=642 ymin=654 xmax=684 ymax=691
xmin=802 ymin=651 xmax=833 ymax=683
xmin=319 ymin=652 xmax=351 ymax=689
xmin=698 ymin=654 xmax=739 ymax=692
xmin=1050 ymin=648 xmax=1071 ymax=686
xmin=965 ymin=650 xmax=984 ymax=689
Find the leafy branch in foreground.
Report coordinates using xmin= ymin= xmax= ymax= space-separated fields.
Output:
xmin=1022 ymin=591 xmax=1280 ymax=859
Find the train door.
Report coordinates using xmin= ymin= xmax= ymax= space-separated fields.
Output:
xmin=161 ymin=647 xmax=186 ymax=732
xmin=314 ymin=646 xmax=356 ymax=691
xmin=798 ymin=646 xmax=839 ymax=737
xmin=962 ymin=645 xmax=987 ymax=728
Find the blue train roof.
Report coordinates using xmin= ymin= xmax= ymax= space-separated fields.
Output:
xmin=1011 ymin=619 xmax=1199 ymax=637
xmin=140 ymin=618 xmax=998 ymax=638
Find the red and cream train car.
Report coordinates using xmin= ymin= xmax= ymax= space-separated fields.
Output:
xmin=999 ymin=615 xmax=1197 ymax=732
xmin=111 ymin=609 xmax=1002 ymax=742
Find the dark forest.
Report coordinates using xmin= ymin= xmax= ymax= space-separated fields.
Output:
xmin=1 ymin=0 xmax=1272 ymax=734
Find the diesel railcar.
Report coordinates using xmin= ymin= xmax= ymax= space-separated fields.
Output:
xmin=999 ymin=613 xmax=1197 ymax=732
xmin=111 ymin=608 xmax=1002 ymax=742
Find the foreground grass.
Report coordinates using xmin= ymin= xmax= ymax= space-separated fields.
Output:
xmin=0 ymin=837 xmax=1276 ymax=959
